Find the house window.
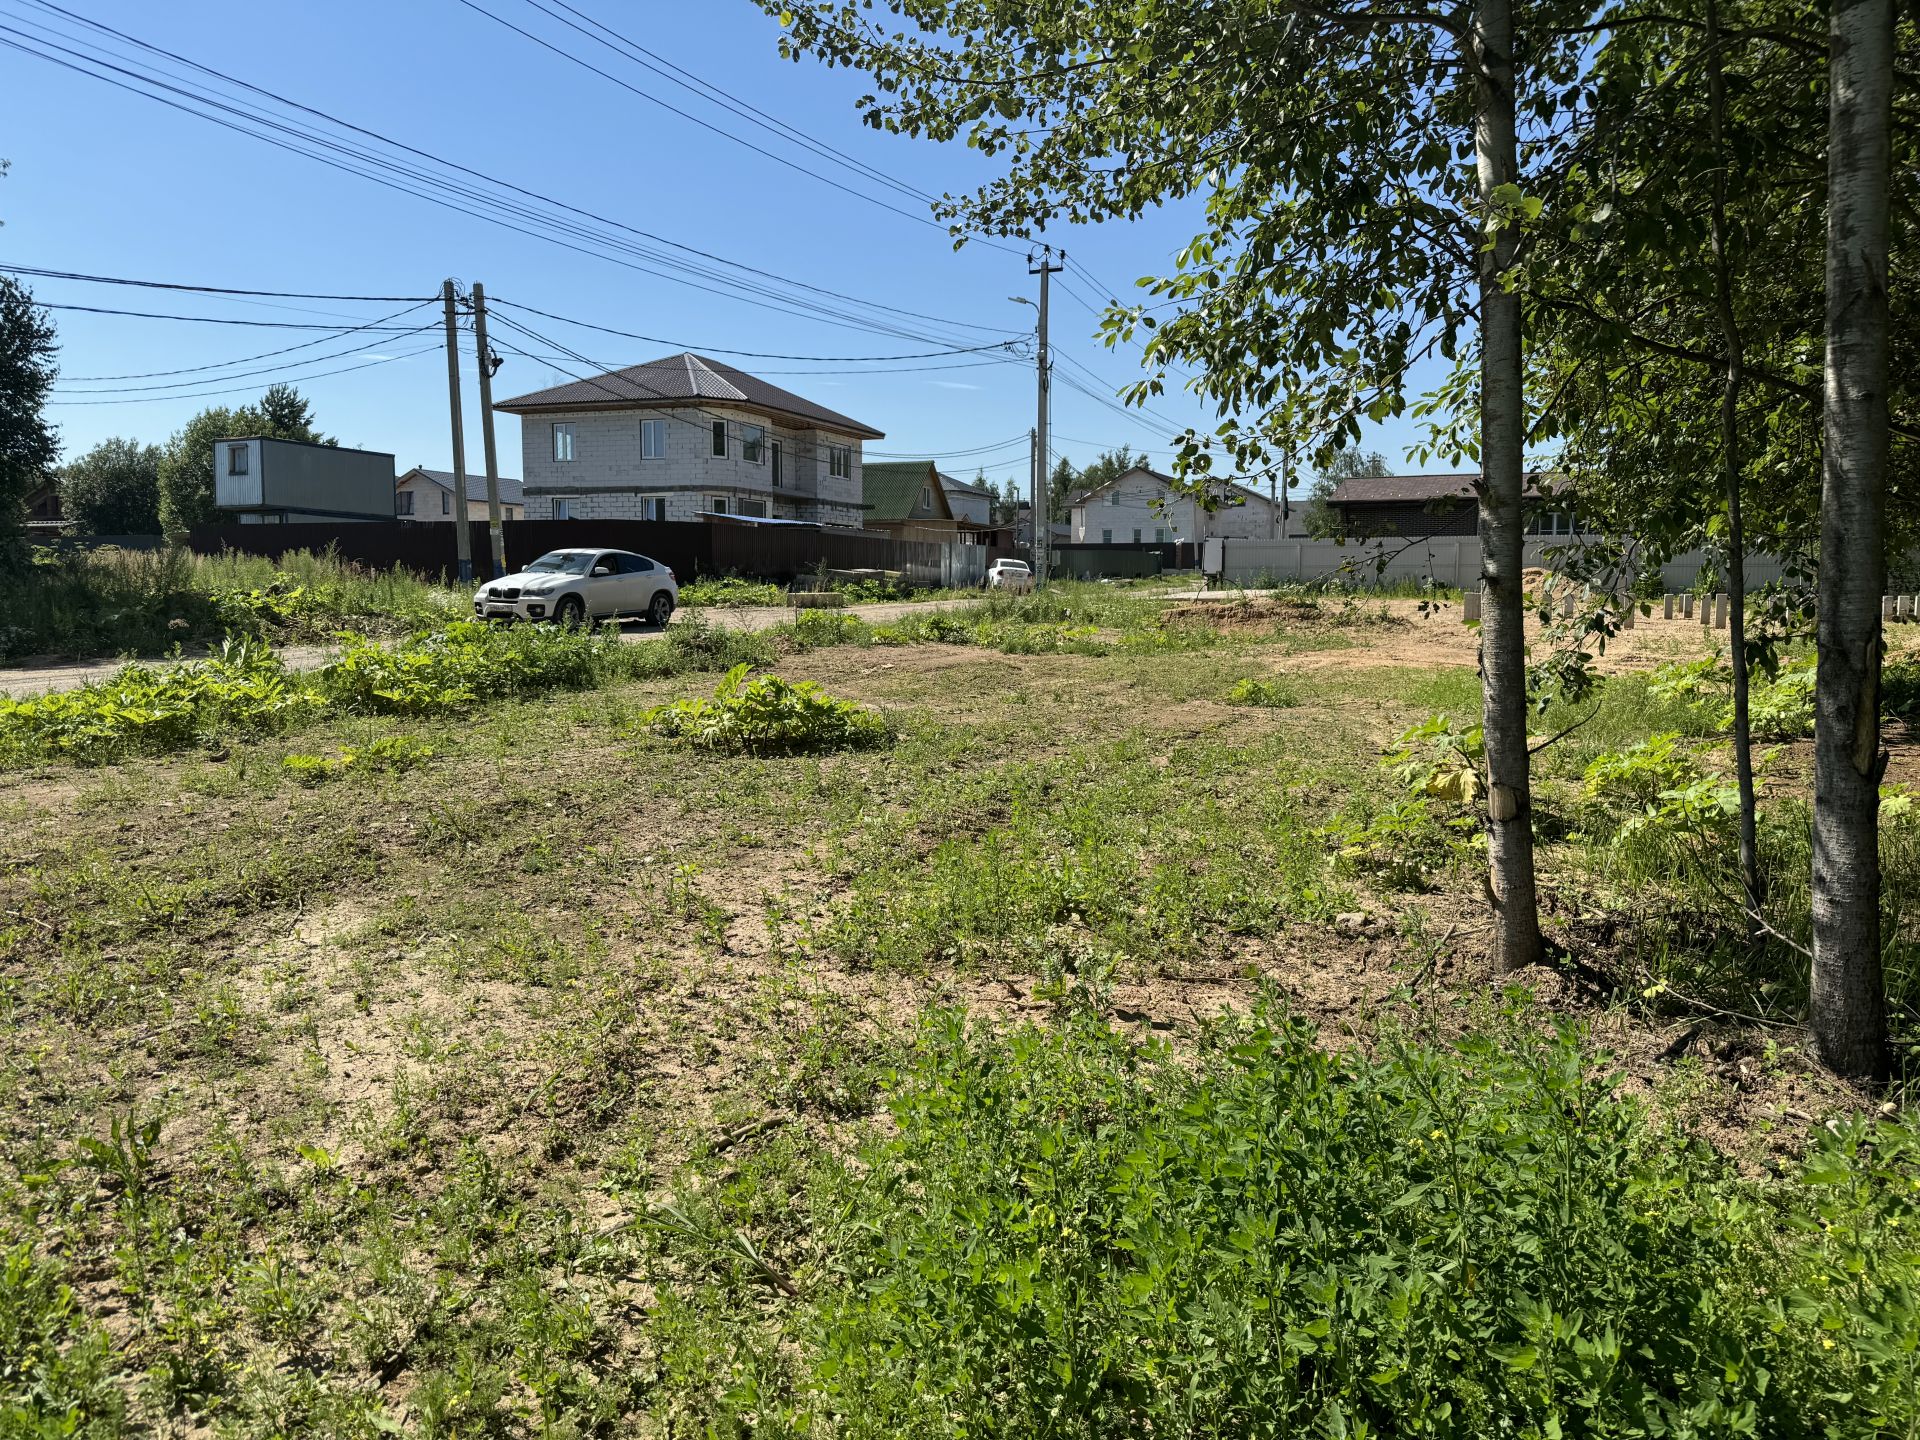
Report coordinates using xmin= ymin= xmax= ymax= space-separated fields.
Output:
xmin=711 ymin=420 xmax=728 ymax=457
xmin=1155 ymin=527 xmax=1168 ymax=543
xmin=1107 ymin=490 xmax=1120 ymax=506
xmin=709 ymin=495 xmax=730 ymax=515
xmin=641 ymin=419 xmax=667 ymax=459
xmin=771 ymin=441 xmax=783 ymax=488
xmin=921 ymin=485 xmax=933 ymax=511
xmin=1101 ymin=528 xmax=1113 ymax=544
xmin=227 ymin=444 xmax=248 ymax=476
xmin=639 ymin=496 xmax=669 ymax=521
xmin=828 ymin=444 xmax=851 ymax=479
xmin=738 ymin=498 xmax=768 ymax=518
xmin=551 ymin=497 xmax=573 ymax=520
xmin=1132 ymin=528 xmax=1142 ymax=543
xmin=552 ymin=424 xmax=574 ymax=462
xmin=741 ymin=425 xmax=766 ymax=464
xmin=397 ymin=490 xmax=414 ymax=516
xmin=442 ymin=491 xmax=451 ymax=515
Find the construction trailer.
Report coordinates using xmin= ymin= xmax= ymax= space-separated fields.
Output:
xmin=212 ymin=436 xmax=396 ymax=524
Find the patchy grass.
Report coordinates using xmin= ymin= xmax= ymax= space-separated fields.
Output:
xmin=1 ymin=546 xmax=467 ymax=660
xmin=1 ymin=597 xmax=1915 ymax=1435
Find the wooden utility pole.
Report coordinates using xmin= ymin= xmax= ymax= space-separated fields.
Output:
xmin=441 ymin=278 xmax=474 ymax=583
xmin=471 ymin=283 xmax=507 ymax=579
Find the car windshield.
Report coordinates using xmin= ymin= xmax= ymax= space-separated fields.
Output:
xmin=525 ymin=551 xmax=597 ymax=575
xmin=999 ymin=561 xmax=1030 ymax=572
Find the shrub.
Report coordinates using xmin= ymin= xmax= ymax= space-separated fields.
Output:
xmin=643 ymin=616 xmax=779 ymax=675
xmin=648 ymin=1006 xmax=1920 ymax=1436
xmin=781 ymin=611 xmax=875 ymax=651
xmin=1885 ymin=654 xmax=1920 ymax=721
xmin=641 ymin=664 xmax=888 ymax=755
xmin=1581 ymin=732 xmax=1703 ymax=810
xmin=1225 ymin=676 xmax=1297 ymax=708
xmin=316 ymin=621 xmax=610 ymax=715
xmin=0 ymin=637 xmax=319 ymax=764
xmin=679 ymin=576 xmax=786 ymax=608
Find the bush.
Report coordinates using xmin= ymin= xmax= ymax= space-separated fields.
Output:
xmin=0 ymin=638 xmax=320 ymax=764
xmin=1225 ymin=676 xmax=1297 ymax=707
xmin=315 ymin=621 xmax=612 ymax=715
xmin=641 ymin=664 xmax=888 ymax=755
xmin=648 ymin=1006 xmax=1920 ymax=1436
xmin=679 ymin=576 xmax=786 ymax=608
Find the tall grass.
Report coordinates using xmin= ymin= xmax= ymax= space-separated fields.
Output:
xmin=0 ymin=546 xmax=465 ymax=660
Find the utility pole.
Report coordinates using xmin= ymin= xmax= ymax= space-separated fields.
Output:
xmin=1028 ymin=427 xmax=1038 ymax=558
xmin=441 ymin=278 xmax=474 ymax=583
xmin=1029 ymin=247 xmax=1063 ymax=584
xmin=471 ymin=283 xmax=507 ymax=579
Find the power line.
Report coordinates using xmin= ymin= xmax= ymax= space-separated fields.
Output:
xmin=4 ymin=2 xmax=1022 ymax=349
xmin=531 ymin=0 xmax=940 ymax=207
xmin=36 ymin=300 xmax=434 ymax=331
xmin=487 ymin=297 xmax=1027 ymax=363
xmin=54 ymin=324 xmax=440 ymax=394
xmin=867 ymin=434 xmax=1031 ymax=460
xmin=0 ymin=262 xmax=431 ymax=302
xmin=45 ymin=343 xmax=442 ymax=405
xmin=55 ymin=301 xmax=438 ymax=379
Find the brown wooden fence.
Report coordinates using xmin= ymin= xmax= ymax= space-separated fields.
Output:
xmin=186 ymin=520 xmax=1010 ymax=586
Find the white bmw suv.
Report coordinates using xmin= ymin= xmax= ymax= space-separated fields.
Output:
xmin=473 ymin=548 xmax=679 ymax=627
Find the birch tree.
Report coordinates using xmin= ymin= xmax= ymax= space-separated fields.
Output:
xmin=1812 ymin=0 xmax=1896 ymax=1077
xmin=758 ymin=0 xmax=1589 ymax=971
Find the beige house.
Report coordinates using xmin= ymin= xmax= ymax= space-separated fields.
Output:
xmin=1069 ymin=464 xmax=1299 ymax=543
xmin=496 ymin=352 xmax=883 ymax=527
xmin=396 ymin=467 xmax=525 ymax=522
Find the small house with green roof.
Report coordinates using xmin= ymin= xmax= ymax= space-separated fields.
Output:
xmin=859 ymin=459 xmax=964 ymax=542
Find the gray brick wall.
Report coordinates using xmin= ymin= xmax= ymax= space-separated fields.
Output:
xmin=518 ymin=406 xmax=867 ymax=524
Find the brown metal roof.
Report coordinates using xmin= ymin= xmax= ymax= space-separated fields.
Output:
xmin=1328 ymin=472 xmax=1548 ymax=505
xmin=494 ymin=351 xmax=885 ymax=439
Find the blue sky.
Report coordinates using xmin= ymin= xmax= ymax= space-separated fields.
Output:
xmin=1 ymin=0 xmax=1433 ymax=493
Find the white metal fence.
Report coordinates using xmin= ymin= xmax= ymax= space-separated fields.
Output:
xmin=1212 ymin=537 xmax=1788 ymax=591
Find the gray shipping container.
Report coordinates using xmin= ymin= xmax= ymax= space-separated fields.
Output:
xmin=213 ymin=436 xmax=396 ymax=523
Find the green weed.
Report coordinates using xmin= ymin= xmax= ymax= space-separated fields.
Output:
xmin=642 ymin=664 xmax=889 ymax=755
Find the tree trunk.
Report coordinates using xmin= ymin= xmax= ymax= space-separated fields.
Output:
xmin=1705 ymin=0 xmax=1764 ymax=930
xmin=1471 ymin=0 xmax=1543 ymax=973
xmin=1811 ymin=0 xmax=1893 ymax=1078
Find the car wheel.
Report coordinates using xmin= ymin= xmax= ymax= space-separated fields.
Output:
xmin=648 ymin=590 xmax=675 ymax=627
xmin=554 ymin=594 xmax=586 ymax=627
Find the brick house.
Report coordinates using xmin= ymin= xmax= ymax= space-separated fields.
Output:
xmin=496 ymin=352 xmax=882 ymax=527
xmin=396 ymin=467 xmax=525 ymax=522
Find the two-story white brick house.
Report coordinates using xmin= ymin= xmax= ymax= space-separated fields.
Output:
xmin=1069 ymin=464 xmax=1301 ymax=543
xmin=496 ymin=352 xmax=883 ymax=527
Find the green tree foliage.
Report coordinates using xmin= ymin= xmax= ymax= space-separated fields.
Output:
xmin=0 ymin=275 xmax=59 ymax=551
xmin=156 ymin=383 xmax=333 ymax=535
xmin=756 ymin=0 xmax=1594 ymax=970
xmin=59 ymin=437 xmax=162 ymax=535
xmin=1304 ymin=448 xmax=1391 ymax=538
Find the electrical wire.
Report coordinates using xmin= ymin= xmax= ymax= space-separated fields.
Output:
xmin=4 ymin=2 xmax=1024 ymax=349
xmin=54 ymin=324 xmax=441 ymax=394
xmin=0 ymin=262 xmax=431 ymax=302
xmin=45 ymin=343 xmax=442 ymax=405
xmin=486 ymin=296 xmax=1027 ymax=363
xmin=56 ymin=302 xmax=438 ymax=380
xmin=36 ymin=300 xmax=435 ymax=331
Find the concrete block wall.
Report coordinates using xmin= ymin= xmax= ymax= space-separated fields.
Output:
xmin=518 ymin=405 xmax=867 ymax=523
